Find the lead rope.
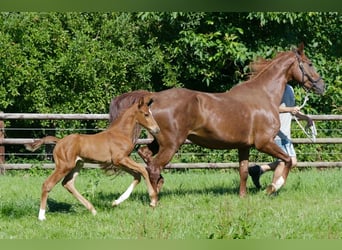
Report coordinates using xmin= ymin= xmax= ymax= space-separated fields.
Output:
xmin=293 ymin=93 xmax=317 ymax=142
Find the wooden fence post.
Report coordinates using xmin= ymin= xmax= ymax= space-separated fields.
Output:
xmin=0 ymin=111 xmax=5 ymax=174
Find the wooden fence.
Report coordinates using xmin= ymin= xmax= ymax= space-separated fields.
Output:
xmin=0 ymin=113 xmax=341 ymax=171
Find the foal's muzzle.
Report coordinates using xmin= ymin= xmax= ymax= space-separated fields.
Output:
xmin=150 ymin=127 xmax=160 ymax=135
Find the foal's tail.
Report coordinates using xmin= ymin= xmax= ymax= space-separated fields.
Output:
xmin=25 ymin=136 xmax=60 ymax=152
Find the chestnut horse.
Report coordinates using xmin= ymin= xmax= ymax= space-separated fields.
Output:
xmin=26 ymin=95 xmax=160 ymax=220
xmin=109 ymin=44 xmax=325 ymax=205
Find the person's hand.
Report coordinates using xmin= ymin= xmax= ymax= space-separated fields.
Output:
xmin=291 ymin=106 xmax=301 ymax=115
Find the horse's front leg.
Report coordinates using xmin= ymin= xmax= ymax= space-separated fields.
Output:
xmin=138 ymin=141 xmax=165 ymax=193
xmin=238 ymin=148 xmax=250 ymax=197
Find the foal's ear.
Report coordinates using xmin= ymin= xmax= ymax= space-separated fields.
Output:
xmin=138 ymin=96 xmax=145 ymax=109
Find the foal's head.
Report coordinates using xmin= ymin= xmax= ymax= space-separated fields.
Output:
xmin=136 ymin=95 xmax=160 ymax=135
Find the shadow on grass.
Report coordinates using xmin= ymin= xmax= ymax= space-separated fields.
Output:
xmin=91 ymin=183 xmax=263 ymax=209
xmin=47 ymin=198 xmax=74 ymax=214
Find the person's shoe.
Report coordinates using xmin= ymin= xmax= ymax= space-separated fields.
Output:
xmin=248 ymin=165 xmax=263 ymax=189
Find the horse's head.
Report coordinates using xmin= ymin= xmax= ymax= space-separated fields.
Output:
xmin=136 ymin=94 xmax=160 ymax=135
xmin=291 ymin=43 xmax=325 ymax=95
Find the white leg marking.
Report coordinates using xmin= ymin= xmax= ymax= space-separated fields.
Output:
xmin=274 ymin=176 xmax=285 ymax=191
xmin=112 ymin=183 xmax=135 ymax=206
xmin=38 ymin=208 xmax=46 ymax=221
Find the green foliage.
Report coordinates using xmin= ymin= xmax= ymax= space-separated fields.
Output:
xmin=1 ymin=12 xmax=340 ymax=115
xmin=0 ymin=12 xmax=340 ymax=163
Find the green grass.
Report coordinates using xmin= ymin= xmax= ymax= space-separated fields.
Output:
xmin=1 ymin=168 xmax=342 ymax=239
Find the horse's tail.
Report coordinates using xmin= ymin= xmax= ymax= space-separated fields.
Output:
xmin=109 ymin=90 xmax=150 ymax=124
xmin=25 ymin=136 xmax=60 ymax=152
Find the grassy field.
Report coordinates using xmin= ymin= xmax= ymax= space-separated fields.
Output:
xmin=0 ymin=167 xmax=342 ymax=239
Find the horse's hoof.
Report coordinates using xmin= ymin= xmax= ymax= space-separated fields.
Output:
xmin=149 ymin=200 xmax=157 ymax=208
xmin=112 ymin=200 xmax=119 ymax=207
xmin=91 ymin=209 xmax=97 ymax=216
xmin=266 ymin=184 xmax=276 ymax=195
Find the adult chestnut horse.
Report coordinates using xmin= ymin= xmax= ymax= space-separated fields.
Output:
xmin=109 ymin=44 xmax=325 ymax=204
xmin=26 ymin=95 xmax=160 ymax=220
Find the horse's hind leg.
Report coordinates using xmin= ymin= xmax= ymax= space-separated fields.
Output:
xmin=62 ymin=161 xmax=97 ymax=215
xmin=266 ymin=159 xmax=292 ymax=195
xmin=238 ymin=148 xmax=250 ymax=197
xmin=257 ymin=140 xmax=292 ymax=194
xmin=112 ymin=171 xmax=141 ymax=206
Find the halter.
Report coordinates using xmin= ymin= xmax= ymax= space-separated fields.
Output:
xmin=294 ymin=50 xmax=322 ymax=91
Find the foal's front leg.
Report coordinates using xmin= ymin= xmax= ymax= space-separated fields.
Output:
xmin=112 ymin=172 xmax=141 ymax=206
xmin=117 ymin=157 xmax=158 ymax=207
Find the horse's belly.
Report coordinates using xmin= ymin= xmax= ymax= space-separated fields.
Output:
xmin=187 ymin=134 xmax=249 ymax=149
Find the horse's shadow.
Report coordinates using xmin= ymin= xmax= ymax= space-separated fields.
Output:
xmin=43 ymin=184 xmax=261 ymax=213
xmin=93 ymin=184 xmax=261 ymax=208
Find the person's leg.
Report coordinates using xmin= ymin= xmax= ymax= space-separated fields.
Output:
xmin=249 ymin=139 xmax=291 ymax=189
xmin=248 ymin=160 xmax=280 ymax=189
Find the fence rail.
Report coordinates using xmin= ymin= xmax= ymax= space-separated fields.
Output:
xmin=1 ymin=113 xmax=341 ymax=121
xmin=1 ymin=113 xmax=341 ymax=170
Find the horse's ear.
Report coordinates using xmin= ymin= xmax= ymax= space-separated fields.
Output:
xmin=297 ymin=42 xmax=305 ymax=55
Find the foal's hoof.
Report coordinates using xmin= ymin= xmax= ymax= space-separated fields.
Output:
xmin=112 ymin=200 xmax=119 ymax=207
xmin=266 ymin=184 xmax=276 ymax=195
xmin=38 ymin=216 xmax=46 ymax=221
xmin=91 ymin=209 xmax=97 ymax=216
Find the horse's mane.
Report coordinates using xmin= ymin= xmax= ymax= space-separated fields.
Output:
xmin=109 ymin=90 xmax=150 ymax=123
xmin=248 ymin=51 xmax=289 ymax=80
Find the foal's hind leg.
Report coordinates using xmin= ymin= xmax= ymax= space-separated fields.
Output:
xmin=62 ymin=160 xmax=97 ymax=215
xmin=39 ymin=165 xmax=70 ymax=220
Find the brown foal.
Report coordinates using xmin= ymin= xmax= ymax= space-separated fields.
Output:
xmin=26 ymin=95 xmax=160 ymax=221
